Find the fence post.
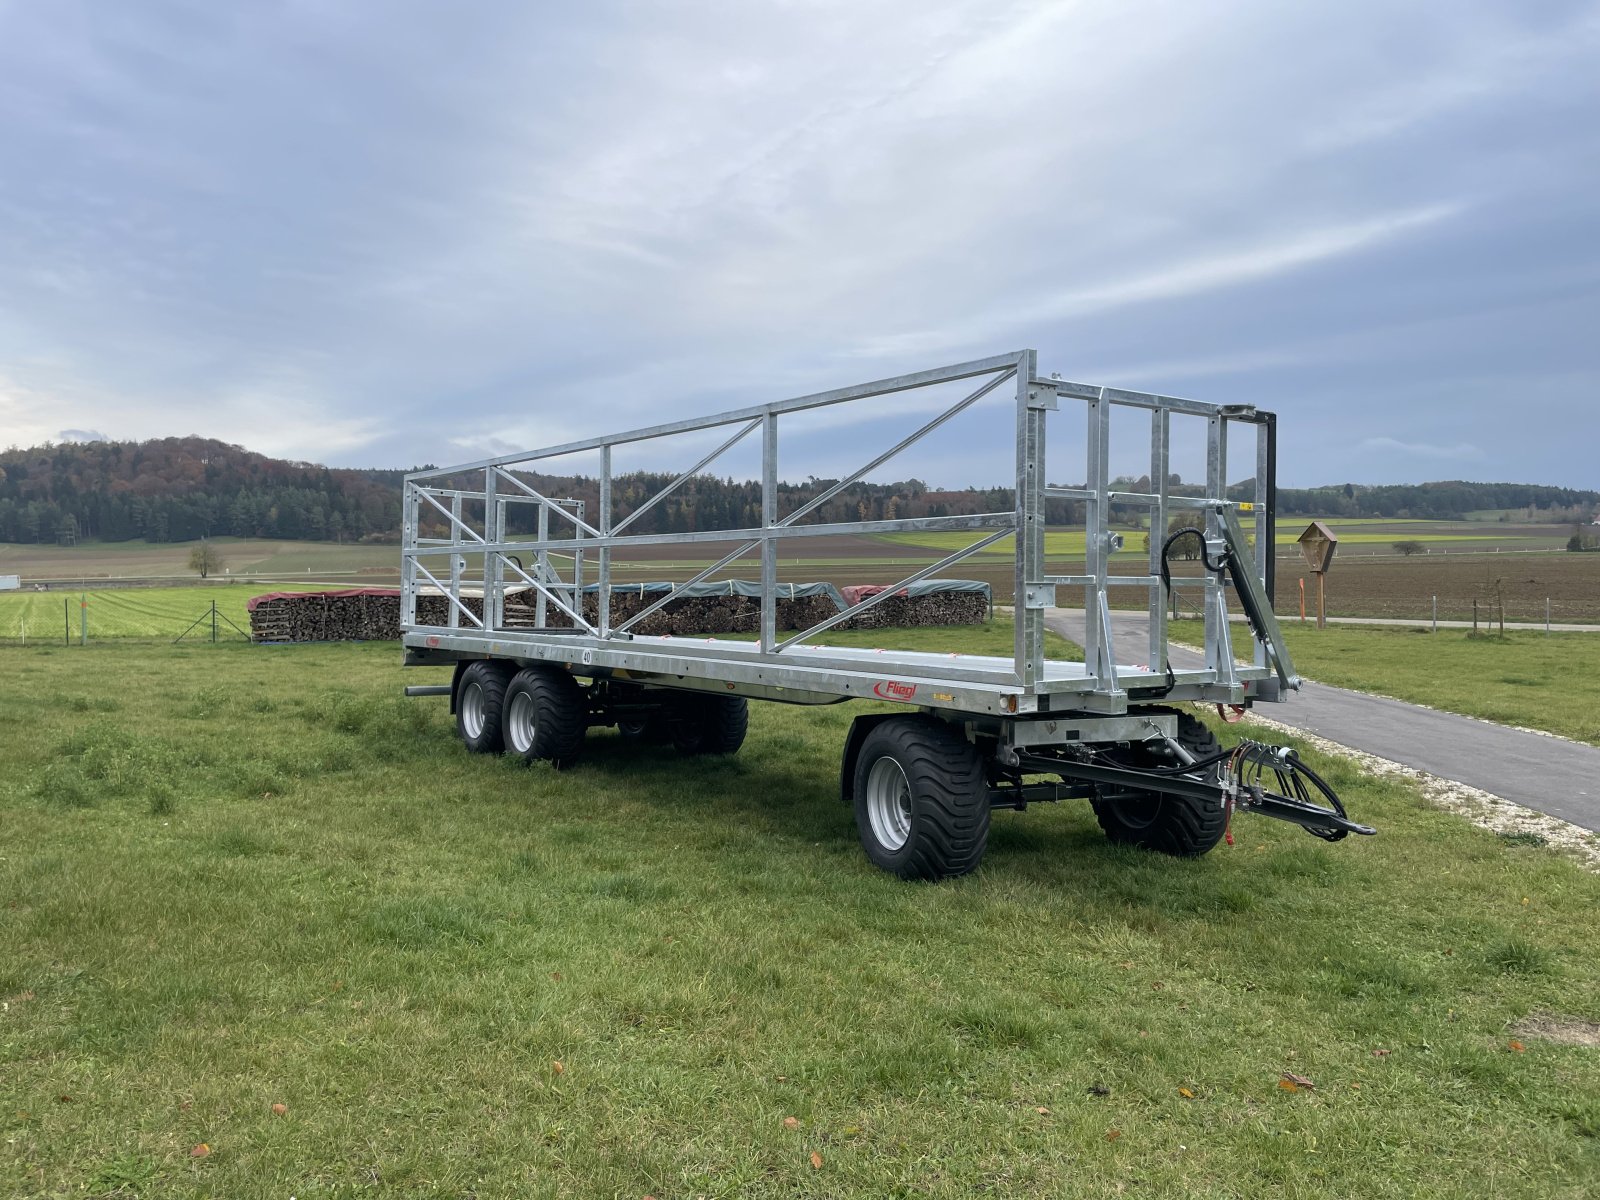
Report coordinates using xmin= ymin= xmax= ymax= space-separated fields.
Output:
xmin=211 ymin=600 xmax=218 ymax=644
xmin=65 ymin=597 xmax=70 ymax=646
xmin=80 ymin=594 xmax=88 ymax=646
xmin=1431 ymin=594 xmax=1437 ymax=634
xmin=1546 ymin=597 xmax=1551 ymax=635
xmin=1472 ymin=598 xmax=1478 ymax=634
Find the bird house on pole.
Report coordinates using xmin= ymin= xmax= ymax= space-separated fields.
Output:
xmin=1297 ymin=521 xmax=1338 ymax=628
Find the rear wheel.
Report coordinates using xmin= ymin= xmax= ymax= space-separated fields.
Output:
xmin=503 ymin=667 xmax=586 ymax=769
xmin=668 ymin=693 xmax=748 ymax=755
xmin=851 ymin=716 xmax=989 ymax=880
xmin=1091 ymin=711 xmax=1226 ymax=856
xmin=456 ymin=661 xmax=513 ymax=754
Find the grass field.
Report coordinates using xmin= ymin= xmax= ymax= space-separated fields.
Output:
xmin=0 ymin=584 xmax=336 ymax=643
xmin=1261 ymin=626 xmax=1600 ymax=746
xmin=2 ymin=638 xmax=1598 ymax=1197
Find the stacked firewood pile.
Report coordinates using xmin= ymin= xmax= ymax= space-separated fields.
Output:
xmin=248 ymin=588 xmax=489 ymax=643
xmin=837 ymin=583 xmax=991 ymax=629
xmin=576 ymin=585 xmax=839 ymax=636
xmin=248 ymin=580 xmax=989 ymax=643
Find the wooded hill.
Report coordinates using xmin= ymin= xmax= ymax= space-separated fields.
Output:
xmin=0 ymin=438 xmax=398 ymax=545
xmin=0 ymin=436 xmax=1593 ymax=546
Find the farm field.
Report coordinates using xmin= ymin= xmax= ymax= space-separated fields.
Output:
xmin=0 ymin=538 xmax=400 ymax=583
xmin=3 ymin=639 xmax=1600 ymax=1197
xmin=6 ymin=523 xmax=1598 ymax=627
xmin=1272 ymin=551 xmax=1600 ymax=625
xmin=874 ymin=518 xmax=1569 ymax=559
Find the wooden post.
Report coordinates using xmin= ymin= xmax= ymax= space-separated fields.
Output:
xmin=1299 ymin=577 xmax=1306 ymax=623
xmin=1316 ymin=572 xmax=1326 ymax=630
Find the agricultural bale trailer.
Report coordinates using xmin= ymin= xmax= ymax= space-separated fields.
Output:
xmin=400 ymin=350 xmax=1372 ymax=879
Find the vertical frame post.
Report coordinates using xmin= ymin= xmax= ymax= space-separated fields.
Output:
xmin=760 ymin=413 xmax=779 ymax=653
xmin=571 ymin=499 xmax=585 ymax=618
xmin=1252 ymin=419 xmax=1271 ymax=668
xmin=535 ymin=500 xmax=549 ymax=629
xmin=401 ymin=484 xmax=419 ymax=628
xmin=448 ymin=492 xmax=464 ymax=630
xmin=483 ymin=468 xmax=501 ymax=633
xmin=1012 ymin=352 xmax=1045 ymax=687
xmin=1148 ymin=408 xmax=1170 ymax=671
xmin=1204 ymin=415 xmax=1237 ymax=684
xmin=599 ymin=444 xmax=612 ymax=637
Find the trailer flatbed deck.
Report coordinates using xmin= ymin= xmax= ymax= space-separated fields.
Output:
xmin=401 ymin=349 xmax=1371 ymax=878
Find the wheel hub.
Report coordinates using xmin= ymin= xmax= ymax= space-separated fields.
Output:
xmin=865 ymin=756 xmax=913 ymax=851
xmin=461 ymin=682 xmax=485 ymax=739
xmin=506 ymin=689 xmax=537 ymax=754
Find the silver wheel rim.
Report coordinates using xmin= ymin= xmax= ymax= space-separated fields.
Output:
xmin=506 ymin=689 xmax=537 ymax=755
xmin=865 ymin=756 xmax=913 ymax=851
xmin=461 ymin=682 xmax=486 ymax=740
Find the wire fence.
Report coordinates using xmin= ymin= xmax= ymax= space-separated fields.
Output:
xmin=0 ymin=591 xmax=254 ymax=645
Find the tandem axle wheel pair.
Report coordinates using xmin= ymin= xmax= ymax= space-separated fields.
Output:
xmin=450 ymin=659 xmax=747 ymax=769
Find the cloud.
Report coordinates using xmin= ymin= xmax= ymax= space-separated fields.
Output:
xmin=58 ymin=428 xmax=107 ymax=442
xmin=1359 ymin=436 xmax=1486 ymax=462
xmin=0 ymin=0 xmax=1595 ymax=486
xmin=846 ymin=203 xmax=1464 ymax=360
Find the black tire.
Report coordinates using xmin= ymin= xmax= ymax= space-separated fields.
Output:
xmin=617 ymin=713 xmax=669 ymax=743
xmin=852 ymin=716 xmax=989 ymax=880
xmin=669 ymin=693 xmax=749 ymax=756
xmin=456 ymin=660 xmax=513 ymax=754
xmin=1091 ymin=711 xmax=1226 ymax=857
xmin=502 ymin=667 xmax=586 ymax=769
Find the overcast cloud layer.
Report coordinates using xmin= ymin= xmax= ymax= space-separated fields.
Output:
xmin=1 ymin=0 xmax=1597 ymax=489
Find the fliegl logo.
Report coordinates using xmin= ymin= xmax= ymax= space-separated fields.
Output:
xmin=873 ymin=680 xmax=918 ymax=701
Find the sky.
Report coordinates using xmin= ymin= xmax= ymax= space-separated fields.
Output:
xmin=0 ymin=0 xmax=1597 ymax=491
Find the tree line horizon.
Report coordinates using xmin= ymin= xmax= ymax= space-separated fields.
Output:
xmin=1 ymin=435 xmax=1595 ymax=547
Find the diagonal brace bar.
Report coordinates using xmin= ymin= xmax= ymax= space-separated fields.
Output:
xmin=499 ymin=554 xmax=597 ymax=634
xmin=776 ymin=528 xmax=1014 ymax=652
xmin=493 ymin=469 xmax=604 ymax=540
xmin=780 ymin=369 xmax=1014 ymax=527
xmin=415 ymin=487 xmax=487 ymax=544
xmin=614 ymin=539 xmax=762 ymax=635
xmin=612 ymin=419 xmax=762 ymax=535
xmin=412 ymin=562 xmax=486 ymax=629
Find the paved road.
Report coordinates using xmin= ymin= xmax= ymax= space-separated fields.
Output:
xmin=1044 ymin=608 xmax=1600 ymax=834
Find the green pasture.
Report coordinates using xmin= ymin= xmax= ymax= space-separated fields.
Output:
xmin=0 ymin=584 xmax=333 ymax=642
xmin=1273 ymin=626 xmax=1600 ymax=746
xmin=2 ymin=634 xmax=1598 ymax=1197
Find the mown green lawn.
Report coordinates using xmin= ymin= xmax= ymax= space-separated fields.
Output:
xmin=1196 ymin=625 xmax=1600 ymax=747
xmin=0 ymin=584 xmax=335 ymax=643
xmin=2 ymin=639 xmax=1597 ymax=1198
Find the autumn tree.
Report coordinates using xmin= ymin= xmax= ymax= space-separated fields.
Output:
xmin=187 ymin=542 xmax=227 ymax=578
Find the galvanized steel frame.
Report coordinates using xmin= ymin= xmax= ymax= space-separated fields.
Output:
xmin=401 ymin=351 xmax=1293 ymax=715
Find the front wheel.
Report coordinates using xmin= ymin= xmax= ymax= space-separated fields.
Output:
xmin=852 ymin=716 xmax=989 ymax=880
xmin=1091 ymin=711 xmax=1226 ymax=856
